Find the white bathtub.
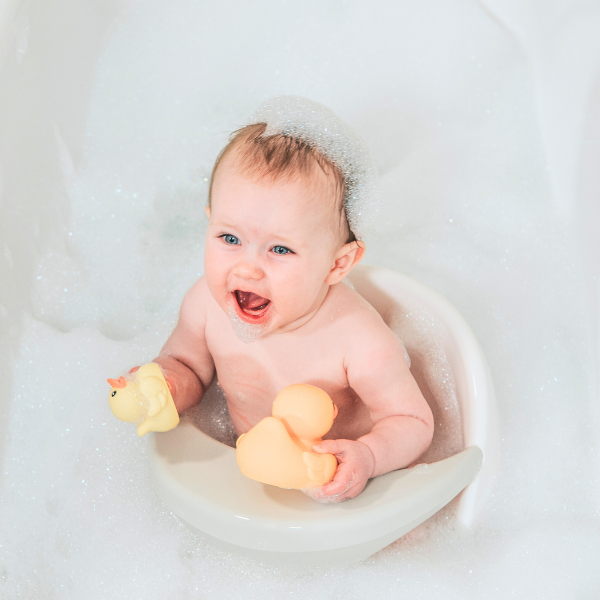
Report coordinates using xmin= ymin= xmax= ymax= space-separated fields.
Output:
xmin=1 ymin=1 xmax=599 ymax=598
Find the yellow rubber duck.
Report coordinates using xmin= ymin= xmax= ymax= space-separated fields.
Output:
xmin=107 ymin=362 xmax=180 ymax=437
xmin=236 ymin=384 xmax=338 ymax=489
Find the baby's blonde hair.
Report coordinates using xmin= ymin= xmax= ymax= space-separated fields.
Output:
xmin=209 ymin=123 xmax=356 ymax=243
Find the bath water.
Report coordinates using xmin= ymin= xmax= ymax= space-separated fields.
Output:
xmin=1 ymin=0 xmax=599 ymax=598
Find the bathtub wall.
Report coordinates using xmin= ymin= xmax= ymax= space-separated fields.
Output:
xmin=0 ymin=0 xmax=129 ymax=485
xmin=479 ymin=1 xmax=600 ymax=400
xmin=1 ymin=0 xmax=599 ymax=484
xmin=1 ymin=2 xmax=600 ymax=596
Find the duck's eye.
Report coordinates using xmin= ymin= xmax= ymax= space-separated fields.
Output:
xmin=111 ymin=390 xmax=117 ymax=397
xmin=272 ymin=245 xmax=292 ymax=255
xmin=221 ymin=234 xmax=240 ymax=245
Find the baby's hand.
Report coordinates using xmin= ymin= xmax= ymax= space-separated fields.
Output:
xmin=308 ymin=439 xmax=375 ymax=502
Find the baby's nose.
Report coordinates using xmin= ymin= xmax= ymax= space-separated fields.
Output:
xmin=233 ymin=257 xmax=264 ymax=281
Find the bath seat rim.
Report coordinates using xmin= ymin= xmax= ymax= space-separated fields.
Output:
xmin=150 ymin=427 xmax=482 ymax=553
xmin=148 ymin=264 xmax=495 ymax=557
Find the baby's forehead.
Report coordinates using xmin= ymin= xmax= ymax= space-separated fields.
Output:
xmin=221 ymin=152 xmax=341 ymax=204
xmin=211 ymin=160 xmax=348 ymax=244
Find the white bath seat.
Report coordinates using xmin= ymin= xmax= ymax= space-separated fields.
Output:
xmin=149 ymin=265 xmax=496 ymax=566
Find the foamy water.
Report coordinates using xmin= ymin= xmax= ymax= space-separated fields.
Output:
xmin=1 ymin=0 xmax=599 ymax=598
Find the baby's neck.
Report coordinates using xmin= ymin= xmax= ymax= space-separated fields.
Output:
xmin=271 ymin=284 xmax=332 ymax=336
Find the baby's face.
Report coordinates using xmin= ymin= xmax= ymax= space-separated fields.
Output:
xmin=204 ymin=160 xmax=344 ymax=339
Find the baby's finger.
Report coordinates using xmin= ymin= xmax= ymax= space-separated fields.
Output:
xmin=319 ymin=461 xmax=353 ymax=496
xmin=313 ymin=438 xmax=347 ymax=456
xmin=329 ymin=472 xmax=369 ymax=502
xmin=330 ymin=484 xmax=359 ymax=502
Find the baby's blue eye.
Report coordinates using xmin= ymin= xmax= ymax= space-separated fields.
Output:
xmin=221 ymin=234 xmax=240 ymax=245
xmin=272 ymin=245 xmax=292 ymax=255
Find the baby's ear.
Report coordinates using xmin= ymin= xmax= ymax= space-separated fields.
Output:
xmin=325 ymin=241 xmax=366 ymax=285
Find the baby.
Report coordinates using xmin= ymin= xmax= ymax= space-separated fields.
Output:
xmin=138 ymin=100 xmax=433 ymax=502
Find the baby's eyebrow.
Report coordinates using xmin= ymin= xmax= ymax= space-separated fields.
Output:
xmin=211 ymin=219 xmax=240 ymax=231
xmin=271 ymin=234 xmax=297 ymax=246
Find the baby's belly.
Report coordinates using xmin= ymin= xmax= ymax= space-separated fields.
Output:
xmin=223 ymin=380 xmax=373 ymax=441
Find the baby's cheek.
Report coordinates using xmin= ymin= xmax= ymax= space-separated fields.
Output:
xmin=273 ymin=269 xmax=321 ymax=314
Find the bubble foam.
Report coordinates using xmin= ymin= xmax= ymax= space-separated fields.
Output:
xmin=250 ymin=96 xmax=378 ymax=240
xmin=227 ymin=303 xmax=269 ymax=343
xmin=389 ymin=298 xmax=463 ymax=463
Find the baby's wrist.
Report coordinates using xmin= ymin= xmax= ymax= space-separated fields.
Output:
xmin=356 ymin=439 xmax=376 ymax=479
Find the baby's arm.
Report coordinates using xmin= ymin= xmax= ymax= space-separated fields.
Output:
xmin=153 ymin=278 xmax=215 ymax=414
xmin=313 ymin=319 xmax=434 ymax=502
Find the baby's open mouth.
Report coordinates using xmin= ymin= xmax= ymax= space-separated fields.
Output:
xmin=233 ymin=290 xmax=271 ymax=323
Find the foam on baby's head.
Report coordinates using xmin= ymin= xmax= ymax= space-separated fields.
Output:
xmin=210 ymin=96 xmax=378 ymax=241
xmin=212 ymin=122 xmax=351 ymax=240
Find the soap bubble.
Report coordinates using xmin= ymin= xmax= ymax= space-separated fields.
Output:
xmin=250 ymin=96 xmax=378 ymax=240
xmin=227 ymin=302 xmax=269 ymax=343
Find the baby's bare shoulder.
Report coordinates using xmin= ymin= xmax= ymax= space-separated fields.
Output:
xmin=184 ymin=276 xmax=210 ymax=299
xmin=328 ymin=283 xmax=413 ymax=398
xmin=328 ymin=282 xmax=389 ymax=327
xmin=178 ymin=276 xmax=212 ymax=327
xmin=327 ymin=282 xmax=399 ymax=346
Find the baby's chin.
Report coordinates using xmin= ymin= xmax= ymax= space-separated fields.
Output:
xmin=227 ymin=303 xmax=270 ymax=343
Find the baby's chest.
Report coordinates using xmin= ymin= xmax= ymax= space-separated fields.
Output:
xmin=206 ymin=332 xmax=349 ymax=403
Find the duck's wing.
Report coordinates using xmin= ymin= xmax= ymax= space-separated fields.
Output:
xmin=138 ymin=376 xmax=167 ymax=405
xmin=303 ymin=451 xmax=337 ymax=485
xmin=236 ymin=417 xmax=308 ymax=488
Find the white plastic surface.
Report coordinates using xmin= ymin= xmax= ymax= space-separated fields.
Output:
xmin=148 ymin=265 xmax=495 ymax=564
xmin=347 ymin=266 xmax=499 ymax=526
xmin=1 ymin=1 xmax=599 ymax=594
